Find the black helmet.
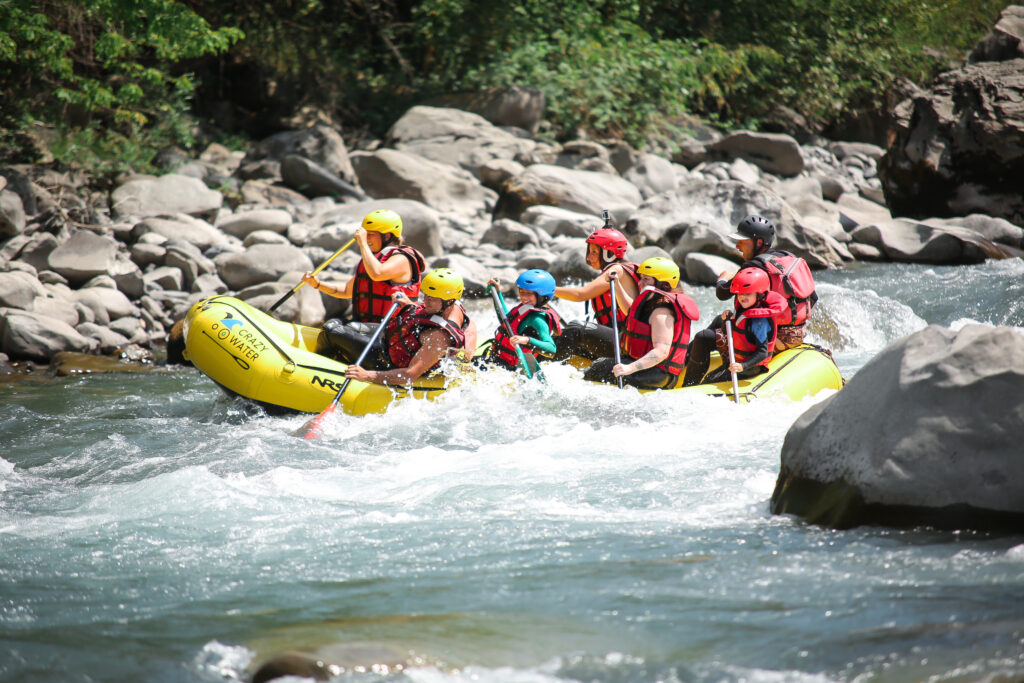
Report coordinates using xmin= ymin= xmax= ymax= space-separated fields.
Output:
xmin=728 ymin=215 xmax=775 ymax=246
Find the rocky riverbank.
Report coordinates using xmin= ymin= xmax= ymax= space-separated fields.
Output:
xmin=2 ymin=7 xmax=1023 ymax=373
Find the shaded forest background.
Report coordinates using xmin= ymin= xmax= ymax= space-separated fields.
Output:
xmin=0 ymin=0 xmax=1008 ymax=174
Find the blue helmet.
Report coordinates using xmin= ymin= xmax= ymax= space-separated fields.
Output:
xmin=515 ymin=269 xmax=556 ymax=302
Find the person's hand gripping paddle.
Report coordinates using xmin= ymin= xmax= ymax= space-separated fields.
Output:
xmin=608 ymin=271 xmax=624 ymax=389
xmin=299 ymin=300 xmax=401 ymax=439
xmin=724 ymin=317 xmax=741 ymax=403
xmin=269 ymin=238 xmax=356 ymax=314
xmin=487 ymin=283 xmax=544 ymax=382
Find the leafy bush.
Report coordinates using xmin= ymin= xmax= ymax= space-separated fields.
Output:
xmin=409 ymin=1 xmax=784 ymax=143
xmin=0 ymin=0 xmax=1008 ymax=168
xmin=0 ymin=0 xmax=241 ymax=168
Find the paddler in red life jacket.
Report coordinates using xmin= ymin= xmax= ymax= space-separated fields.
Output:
xmin=716 ymin=214 xmax=818 ymax=351
xmin=344 ymin=268 xmax=478 ymax=386
xmin=683 ymin=267 xmax=787 ymax=386
xmin=582 ymin=257 xmax=699 ymax=390
xmin=486 ymin=269 xmax=563 ymax=376
xmin=301 ymin=208 xmax=427 ymax=363
xmin=551 ymin=220 xmax=640 ymax=362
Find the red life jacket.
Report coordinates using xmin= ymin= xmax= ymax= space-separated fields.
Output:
xmin=493 ymin=303 xmax=564 ymax=367
xmin=383 ymin=302 xmax=469 ymax=370
xmin=730 ymin=291 xmax=785 ymax=366
xmin=351 ymin=245 xmax=426 ymax=322
xmin=591 ymin=262 xmax=640 ymax=326
xmin=752 ymin=251 xmax=816 ymax=326
xmin=621 ymin=288 xmax=699 ymax=376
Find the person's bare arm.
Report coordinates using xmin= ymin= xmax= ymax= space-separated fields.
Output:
xmin=356 ymin=230 xmax=413 ymax=282
xmin=555 ymin=264 xmax=637 ymax=303
xmin=612 ymin=307 xmax=673 ymax=376
xmin=609 ymin=269 xmax=640 ymax=314
xmin=301 ymin=272 xmax=355 ymax=299
xmin=346 ymin=328 xmax=448 ymax=385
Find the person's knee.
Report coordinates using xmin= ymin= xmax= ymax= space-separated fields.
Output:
xmin=583 ymin=357 xmax=614 ymax=383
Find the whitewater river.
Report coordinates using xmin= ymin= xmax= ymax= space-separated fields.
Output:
xmin=2 ymin=261 xmax=1023 ymax=682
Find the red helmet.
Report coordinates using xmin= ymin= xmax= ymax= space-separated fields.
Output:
xmin=730 ymin=267 xmax=770 ymax=294
xmin=586 ymin=228 xmax=628 ymax=260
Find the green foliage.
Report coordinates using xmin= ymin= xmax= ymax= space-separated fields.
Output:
xmin=0 ymin=0 xmax=1008 ymax=169
xmin=635 ymin=0 xmax=1007 ymax=122
xmin=409 ymin=1 xmax=784 ymax=142
xmin=0 ymin=0 xmax=240 ymax=166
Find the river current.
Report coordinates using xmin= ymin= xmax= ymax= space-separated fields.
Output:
xmin=2 ymin=261 xmax=1023 ymax=682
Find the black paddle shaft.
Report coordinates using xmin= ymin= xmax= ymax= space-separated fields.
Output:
xmin=327 ymin=301 xmax=401 ymax=409
xmin=607 ymin=271 xmax=624 ymax=389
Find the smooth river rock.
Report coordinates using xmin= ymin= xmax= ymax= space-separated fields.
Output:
xmin=772 ymin=324 xmax=1024 ymax=530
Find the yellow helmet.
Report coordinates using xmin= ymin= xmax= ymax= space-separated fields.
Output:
xmin=362 ymin=209 xmax=403 ymax=237
xmin=421 ymin=268 xmax=464 ymax=301
xmin=637 ymin=257 xmax=680 ymax=289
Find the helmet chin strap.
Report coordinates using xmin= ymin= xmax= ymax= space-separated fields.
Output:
xmin=602 ymin=249 xmax=617 ymax=265
xmin=640 ymin=283 xmax=672 ymax=295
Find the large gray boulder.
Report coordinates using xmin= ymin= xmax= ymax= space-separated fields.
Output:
xmin=772 ymin=324 xmax=1024 ymax=530
xmin=111 ymin=174 xmax=223 ymax=219
xmin=420 ymin=87 xmax=546 ymax=133
xmin=130 ymin=214 xmax=230 ymax=251
xmin=879 ymin=8 xmax=1024 ymax=227
xmin=968 ymin=4 xmax=1024 ymax=63
xmin=520 ymin=205 xmax=603 ymax=239
xmin=0 ymin=308 xmax=98 ymax=360
xmin=47 ymin=230 xmax=120 ymax=286
xmin=494 ymin=164 xmax=642 ymax=222
xmin=850 ymin=219 xmax=1020 ymax=264
xmin=427 ymin=253 xmax=493 ymax=296
xmin=623 ymin=153 xmax=679 ymax=199
xmin=244 ymin=124 xmax=360 ymax=186
xmin=0 ymin=271 xmax=47 ymax=309
xmin=0 ymin=189 xmax=26 ymax=239
xmin=217 ymin=209 xmax=293 ymax=239
xmin=480 ymin=218 xmax=541 ymax=250
xmin=349 ymin=148 xmax=491 ymax=216
xmin=629 ymin=178 xmax=847 ymax=268
xmin=74 ymin=287 xmax=136 ymax=325
xmin=214 ymin=244 xmax=313 ymax=291
xmin=924 ymin=213 xmax=1024 ymax=249
xmin=386 ymin=105 xmax=537 ymax=178
xmin=704 ymin=130 xmax=805 ymax=177
xmin=549 ymin=240 xmax=599 ymax=283
xmin=280 ymin=154 xmax=367 ymax=201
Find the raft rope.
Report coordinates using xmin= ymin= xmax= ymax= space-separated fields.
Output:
xmin=204 ymin=296 xmax=449 ymax=392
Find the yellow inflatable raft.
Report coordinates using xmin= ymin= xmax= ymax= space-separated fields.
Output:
xmin=183 ymin=296 xmax=843 ymax=415
xmin=658 ymin=344 xmax=844 ymax=402
xmin=569 ymin=343 xmax=843 ymax=402
xmin=182 ymin=295 xmax=467 ymax=416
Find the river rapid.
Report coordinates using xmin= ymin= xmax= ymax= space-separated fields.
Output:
xmin=2 ymin=261 xmax=1023 ymax=683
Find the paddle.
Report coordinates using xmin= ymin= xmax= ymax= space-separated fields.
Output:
xmin=607 ymin=271 xmax=624 ymax=389
xmin=268 ymin=237 xmax=356 ymax=313
xmin=300 ymin=300 xmax=401 ymax=440
xmin=724 ymin=317 xmax=741 ymax=403
xmin=487 ymin=284 xmax=539 ymax=381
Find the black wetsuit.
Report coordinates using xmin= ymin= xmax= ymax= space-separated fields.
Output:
xmin=551 ymin=321 xmax=617 ymax=362
xmin=582 ymin=299 xmax=676 ymax=390
xmin=682 ymin=314 xmax=773 ymax=387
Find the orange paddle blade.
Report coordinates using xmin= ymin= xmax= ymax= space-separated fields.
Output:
xmin=301 ymin=403 xmax=337 ymax=440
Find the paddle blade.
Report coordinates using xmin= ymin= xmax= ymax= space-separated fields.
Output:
xmin=299 ymin=403 xmax=337 ymax=440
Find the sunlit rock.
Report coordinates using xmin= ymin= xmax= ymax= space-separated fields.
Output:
xmin=772 ymin=324 xmax=1024 ymax=530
